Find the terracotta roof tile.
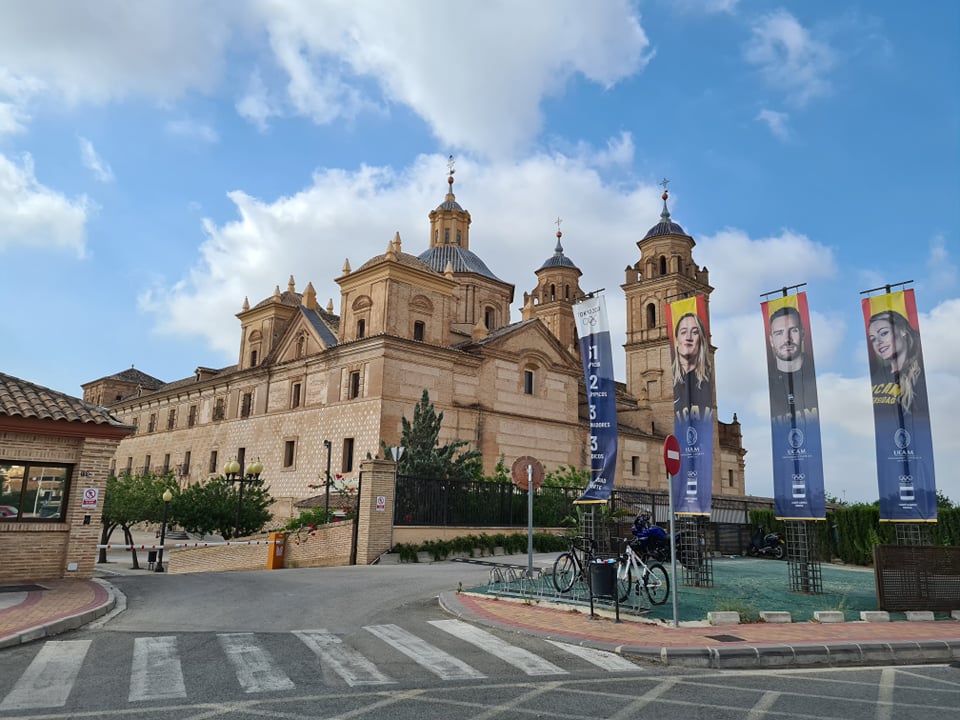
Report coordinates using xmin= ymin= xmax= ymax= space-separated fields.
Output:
xmin=0 ymin=372 xmax=132 ymax=427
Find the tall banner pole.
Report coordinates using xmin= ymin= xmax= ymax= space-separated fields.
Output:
xmin=527 ymin=464 xmax=534 ymax=578
xmin=663 ymin=435 xmax=681 ymax=628
xmin=861 ymin=287 xmax=937 ymax=522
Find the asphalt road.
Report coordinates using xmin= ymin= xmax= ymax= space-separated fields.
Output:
xmin=0 ymin=559 xmax=957 ymax=718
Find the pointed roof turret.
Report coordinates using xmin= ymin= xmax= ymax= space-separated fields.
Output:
xmin=643 ymin=180 xmax=688 ymax=239
xmin=538 ymin=223 xmax=580 ymax=271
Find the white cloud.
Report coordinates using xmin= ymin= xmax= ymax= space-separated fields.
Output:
xmin=743 ymin=10 xmax=834 ymax=107
xmin=165 ymin=119 xmax=219 ymax=144
xmin=0 ymin=152 xmax=90 ymax=256
xmin=927 ymin=234 xmax=957 ymax=292
xmin=0 ymin=2 xmax=232 ymax=106
xmin=0 ymin=101 xmax=27 ymax=135
xmin=671 ymin=0 xmax=741 ymax=14
xmin=756 ymin=108 xmax=789 ymax=140
xmin=78 ymin=137 xmax=114 ymax=183
xmin=249 ymin=0 xmax=653 ymax=158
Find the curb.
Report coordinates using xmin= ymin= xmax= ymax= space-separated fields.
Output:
xmin=0 ymin=580 xmax=119 ymax=649
xmin=437 ymin=591 xmax=960 ymax=669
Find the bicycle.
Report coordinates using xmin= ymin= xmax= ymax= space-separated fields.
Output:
xmin=552 ymin=535 xmax=597 ymax=593
xmin=616 ymin=538 xmax=670 ymax=605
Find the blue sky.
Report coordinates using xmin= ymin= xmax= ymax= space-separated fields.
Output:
xmin=1 ymin=1 xmax=957 ymax=503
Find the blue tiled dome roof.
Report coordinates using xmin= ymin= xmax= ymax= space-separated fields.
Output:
xmin=418 ymin=245 xmax=503 ymax=282
xmin=537 ymin=235 xmax=580 ymax=271
xmin=643 ymin=219 xmax=687 ymax=239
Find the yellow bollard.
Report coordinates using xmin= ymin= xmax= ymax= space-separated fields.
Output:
xmin=266 ymin=532 xmax=286 ymax=569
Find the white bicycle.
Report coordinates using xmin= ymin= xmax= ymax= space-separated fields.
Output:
xmin=616 ymin=538 xmax=670 ymax=605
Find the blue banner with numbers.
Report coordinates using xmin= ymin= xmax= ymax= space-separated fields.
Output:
xmin=574 ymin=294 xmax=618 ymax=504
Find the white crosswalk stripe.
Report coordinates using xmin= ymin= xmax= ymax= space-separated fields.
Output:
xmin=129 ymin=636 xmax=186 ymax=702
xmin=428 ymin=619 xmax=568 ymax=676
xmin=545 ymin=640 xmax=642 ymax=671
xmin=218 ymin=632 xmax=295 ymax=693
xmin=0 ymin=639 xmax=90 ymax=711
xmin=364 ymin=624 xmax=486 ymax=680
xmin=293 ymin=629 xmax=394 ymax=686
xmin=0 ymin=622 xmax=617 ymax=708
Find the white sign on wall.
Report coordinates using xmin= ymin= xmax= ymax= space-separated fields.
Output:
xmin=81 ymin=488 xmax=99 ymax=509
xmin=376 ymin=496 xmax=386 ymax=512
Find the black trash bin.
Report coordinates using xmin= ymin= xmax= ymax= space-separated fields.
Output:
xmin=589 ymin=558 xmax=617 ymax=597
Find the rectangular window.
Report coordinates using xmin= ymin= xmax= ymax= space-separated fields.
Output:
xmin=167 ymin=409 xmax=176 ymax=430
xmin=291 ymin=382 xmax=302 ymax=409
xmin=348 ymin=371 xmax=360 ymax=400
xmin=132 ymin=416 xmax=139 ymax=433
xmin=182 ymin=451 xmax=191 ymax=478
xmin=523 ymin=370 xmax=534 ymax=395
xmin=148 ymin=413 xmax=157 ymax=433
xmin=213 ymin=397 xmax=225 ymax=421
xmin=342 ymin=438 xmax=354 ymax=473
xmin=126 ymin=457 xmax=133 ymax=474
xmin=209 ymin=450 xmax=218 ymax=474
xmin=240 ymin=392 xmax=253 ymax=418
xmin=283 ymin=440 xmax=296 ymax=468
xmin=413 ymin=321 xmax=425 ymax=342
xmin=162 ymin=454 xmax=170 ymax=474
xmin=0 ymin=462 xmax=71 ymax=521
xmin=250 ymin=349 xmax=258 ymax=367
xmin=237 ymin=448 xmax=246 ymax=475
xmin=144 ymin=455 xmax=151 ymax=474
xmin=631 ymin=456 xmax=639 ymax=476
xmin=188 ymin=405 xmax=197 ymax=427
xmin=728 ymin=469 xmax=734 ymax=488
xmin=357 ymin=319 xmax=366 ymax=339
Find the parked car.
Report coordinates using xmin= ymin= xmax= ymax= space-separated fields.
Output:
xmin=0 ymin=505 xmax=18 ymax=518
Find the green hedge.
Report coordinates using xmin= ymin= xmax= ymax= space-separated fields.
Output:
xmin=748 ymin=507 xmax=960 ymax=565
xmin=392 ymin=532 xmax=568 ymax=562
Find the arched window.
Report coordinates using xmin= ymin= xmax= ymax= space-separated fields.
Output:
xmin=646 ymin=302 xmax=656 ymax=329
xmin=444 ymin=228 xmax=450 ymax=244
xmin=550 ymin=284 xmax=556 ymax=301
xmin=564 ymin=285 xmax=570 ymax=300
xmin=659 ymin=256 xmax=667 ymax=275
xmin=296 ymin=335 xmax=306 ymax=358
xmin=484 ymin=307 xmax=495 ymax=330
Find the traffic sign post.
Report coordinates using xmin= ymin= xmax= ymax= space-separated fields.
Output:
xmin=663 ymin=435 xmax=681 ymax=628
xmin=512 ymin=456 xmax=544 ymax=578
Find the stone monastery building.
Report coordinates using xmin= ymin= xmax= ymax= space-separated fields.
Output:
xmin=83 ymin=170 xmax=746 ymax=518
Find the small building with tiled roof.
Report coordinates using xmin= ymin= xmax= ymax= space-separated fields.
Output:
xmin=0 ymin=373 xmax=134 ymax=581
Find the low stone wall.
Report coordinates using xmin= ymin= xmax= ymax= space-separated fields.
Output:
xmin=166 ymin=523 xmax=354 ymax=574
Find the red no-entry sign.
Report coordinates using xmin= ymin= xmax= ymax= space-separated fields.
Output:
xmin=663 ymin=434 xmax=681 ymax=476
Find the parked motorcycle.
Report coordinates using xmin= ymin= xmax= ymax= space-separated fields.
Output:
xmin=629 ymin=513 xmax=699 ymax=568
xmin=746 ymin=525 xmax=785 ymax=559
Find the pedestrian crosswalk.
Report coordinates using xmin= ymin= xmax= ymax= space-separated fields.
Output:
xmin=0 ymin=620 xmax=643 ymax=711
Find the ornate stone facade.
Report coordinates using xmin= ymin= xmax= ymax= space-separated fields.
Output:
xmin=83 ymin=174 xmax=746 ymax=518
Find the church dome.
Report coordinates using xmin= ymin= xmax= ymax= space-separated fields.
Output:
xmin=643 ymin=190 xmax=689 ymax=239
xmin=537 ymin=232 xmax=580 ymax=271
xmin=418 ymin=245 xmax=503 ymax=281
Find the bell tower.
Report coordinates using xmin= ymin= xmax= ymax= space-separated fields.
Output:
xmin=521 ymin=219 xmax=585 ymax=357
xmin=622 ymin=184 xmax=713 ymax=433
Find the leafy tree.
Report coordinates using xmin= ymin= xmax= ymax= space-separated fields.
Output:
xmin=99 ymin=471 xmax=178 ymax=568
xmin=381 ymin=389 xmax=482 ymax=481
xmin=936 ymin=489 xmax=954 ymax=510
xmin=175 ymin=478 xmax=273 ymax=541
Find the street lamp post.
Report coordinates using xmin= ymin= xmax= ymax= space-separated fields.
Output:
xmin=323 ymin=440 xmax=332 ymax=519
xmin=224 ymin=458 xmax=264 ymax=538
xmin=155 ymin=489 xmax=173 ymax=573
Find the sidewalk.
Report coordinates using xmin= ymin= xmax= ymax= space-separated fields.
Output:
xmin=2 ymin=557 xmax=959 ymax=668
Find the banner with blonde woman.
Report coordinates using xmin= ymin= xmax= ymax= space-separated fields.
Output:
xmin=665 ymin=295 xmax=713 ymax=516
xmin=761 ymin=293 xmax=826 ymax=520
xmin=862 ymin=289 xmax=937 ymax=521
xmin=574 ymin=294 xmax=618 ymax=503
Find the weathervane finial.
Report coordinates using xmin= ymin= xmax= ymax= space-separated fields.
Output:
xmin=447 ymin=155 xmax=456 ymax=176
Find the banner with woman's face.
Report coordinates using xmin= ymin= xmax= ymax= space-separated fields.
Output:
xmin=760 ymin=292 xmax=825 ymax=520
xmin=861 ymin=289 xmax=937 ymax=521
xmin=665 ymin=294 xmax=712 ymax=517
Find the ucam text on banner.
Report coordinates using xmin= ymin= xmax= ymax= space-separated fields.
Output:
xmin=574 ymin=294 xmax=618 ymax=504
xmin=862 ymin=289 xmax=937 ymax=522
xmin=761 ymin=292 xmax=826 ymax=520
xmin=665 ymin=295 xmax=713 ymax=516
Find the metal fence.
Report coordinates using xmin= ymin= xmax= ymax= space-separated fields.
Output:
xmin=873 ymin=544 xmax=960 ymax=611
xmin=394 ymin=477 xmax=773 ymax=555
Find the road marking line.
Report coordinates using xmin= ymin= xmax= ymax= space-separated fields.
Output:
xmin=746 ymin=690 xmax=780 ymax=719
xmin=364 ymin=624 xmax=486 ymax=681
xmin=218 ymin=632 xmax=295 ymax=693
xmin=544 ymin=640 xmax=641 ymax=671
xmin=877 ymin=667 xmax=895 ymax=720
xmin=294 ymin=629 xmax=394 ymax=686
xmin=129 ymin=636 xmax=186 ymax=702
xmin=0 ymin=639 xmax=90 ymax=710
xmin=429 ymin=619 xmax=567 ymax=676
